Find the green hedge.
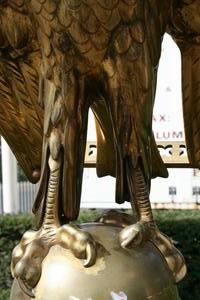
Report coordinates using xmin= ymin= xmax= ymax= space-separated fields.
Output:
xmin=0 ymin=210 xmax=200 ymax=300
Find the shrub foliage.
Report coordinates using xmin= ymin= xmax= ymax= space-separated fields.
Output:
xmin=0 ymin=210 xmax=200 ymax=300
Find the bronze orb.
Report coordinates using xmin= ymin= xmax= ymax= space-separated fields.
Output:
xmin=10 ymin=223 xmax=179 ymax=300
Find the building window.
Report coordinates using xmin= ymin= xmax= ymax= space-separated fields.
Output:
xmin=193 ymin=169 xmax=200 ymax=177
xmin=169 ymin=186 xmax=176 ymax=203
xmin=192 ymin=187 xmax=200 ymax=204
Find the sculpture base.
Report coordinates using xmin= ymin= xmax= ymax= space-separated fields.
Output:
xmin=10 ymin=223 xmax=179 ymax=300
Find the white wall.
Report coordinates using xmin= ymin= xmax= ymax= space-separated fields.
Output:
xmin=153 ymin=34 xmax=184 ymax=142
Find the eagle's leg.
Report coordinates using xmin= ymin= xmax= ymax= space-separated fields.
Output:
xmin=97 ymin=159 xmax=186 ymax=283
xmin=119 ymin=162 xmax=155 ymax=248
xmin=10 ymin=133 xmax=62 ymax=297
xmin=103 ymin=60 xmax=155 ymax=247
xmin=11 ymin=79 xmax=98 ymax=296
xmin=103 ymin=55 xmax=186 ymax=281
xmin=120 ymin=160 xmax=187 ymax=282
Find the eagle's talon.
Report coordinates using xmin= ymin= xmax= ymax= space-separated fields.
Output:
xmin=83 ymin=241 xmax=97 ymax=267
xmin=11 ymin=230 xmax=38 ymax=279
xmin=11 ymin=231 xmax=50 ymax=296
xmin=152 ymin=230 xmax=187 ymax=283
xmin=97 ymin=210 xmax=135 ymax=228
xmin=17 ymin=278 xmax=35 ymax=298
xmin=119 ymin=221 xmax=152 ymax=249
xmin=57 ymin=224 xmax=97 ymax=267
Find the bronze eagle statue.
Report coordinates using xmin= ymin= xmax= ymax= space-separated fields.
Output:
xmin=0 ymin=0 xmax=199 ymax=297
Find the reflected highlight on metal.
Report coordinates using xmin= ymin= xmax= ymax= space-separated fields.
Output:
xmin=0 ymin=0 xmax=199 ymax=298
xmin=10 ymin=224 xmax=180 ymax=300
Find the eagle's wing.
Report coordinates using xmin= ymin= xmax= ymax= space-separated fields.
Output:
xmin=0 ymin=3 xmax=43 ymax=182
xmin=168 ymin=1 xmax=200 ymax=167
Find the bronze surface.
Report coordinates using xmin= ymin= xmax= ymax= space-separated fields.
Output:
xmin=0 ymin=0 xmax=198 ymax=297
xmin=10 ymin=224 xmax=180 ymax=300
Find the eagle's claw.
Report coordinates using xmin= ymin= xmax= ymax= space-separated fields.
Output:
xmin=11 ymin=230 xmax=50 ymax=298
xmin=119 ymin=221 xmax=152 ymax=248
xmin=57 ymin=224 xmax=97 ymax=267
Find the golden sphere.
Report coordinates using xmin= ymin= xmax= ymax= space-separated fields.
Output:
xmin=10 ymin=223 xmax=179 ymax=300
